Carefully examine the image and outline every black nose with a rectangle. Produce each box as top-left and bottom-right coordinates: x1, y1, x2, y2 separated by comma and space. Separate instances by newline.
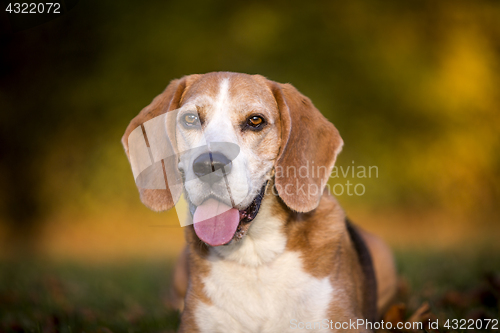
193, 152, 232, 184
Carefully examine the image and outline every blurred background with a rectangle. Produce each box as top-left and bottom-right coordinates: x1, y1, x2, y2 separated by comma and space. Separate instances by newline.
1, 0, 499, 331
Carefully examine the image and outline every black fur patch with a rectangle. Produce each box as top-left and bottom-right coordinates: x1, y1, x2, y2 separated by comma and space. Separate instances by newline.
345, 218, 378, 323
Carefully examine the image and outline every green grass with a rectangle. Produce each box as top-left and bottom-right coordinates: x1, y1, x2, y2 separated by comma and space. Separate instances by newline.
0, 248, 499, 332
393, 247, 500, 332
0, 260, 180, 333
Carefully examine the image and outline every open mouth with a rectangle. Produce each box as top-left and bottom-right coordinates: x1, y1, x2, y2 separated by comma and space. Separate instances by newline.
189, 183, 267, 247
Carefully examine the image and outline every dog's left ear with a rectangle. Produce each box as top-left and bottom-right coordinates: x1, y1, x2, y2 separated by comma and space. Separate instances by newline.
268, 81, 343, 212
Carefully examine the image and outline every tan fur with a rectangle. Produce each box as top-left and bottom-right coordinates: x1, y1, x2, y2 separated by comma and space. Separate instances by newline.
268, 82, 343, 212
122, 72, 397, 332
177, 227, 212, 333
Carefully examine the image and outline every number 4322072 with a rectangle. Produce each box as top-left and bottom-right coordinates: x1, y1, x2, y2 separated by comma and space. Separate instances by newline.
444, 318, 498, 330
6, 3, 61, 14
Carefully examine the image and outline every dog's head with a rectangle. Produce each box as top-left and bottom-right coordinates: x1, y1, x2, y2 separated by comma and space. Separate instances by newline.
122, 72, 343, 247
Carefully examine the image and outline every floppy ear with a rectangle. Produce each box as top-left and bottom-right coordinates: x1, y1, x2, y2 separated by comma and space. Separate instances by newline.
121, 76, 196, 212
269, 81, 343, 212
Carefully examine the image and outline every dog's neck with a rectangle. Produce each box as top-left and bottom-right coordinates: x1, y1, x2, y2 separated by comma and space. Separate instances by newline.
209, 192, 288, 266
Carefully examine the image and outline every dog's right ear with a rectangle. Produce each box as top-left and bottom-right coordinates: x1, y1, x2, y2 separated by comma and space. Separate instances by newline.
121, 75, 198, 212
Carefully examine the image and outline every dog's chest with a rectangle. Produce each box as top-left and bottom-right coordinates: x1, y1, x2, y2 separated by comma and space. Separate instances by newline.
195, 251, 335, 333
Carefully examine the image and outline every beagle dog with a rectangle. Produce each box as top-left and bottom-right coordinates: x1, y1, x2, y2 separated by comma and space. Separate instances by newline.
122, 72, 397, 332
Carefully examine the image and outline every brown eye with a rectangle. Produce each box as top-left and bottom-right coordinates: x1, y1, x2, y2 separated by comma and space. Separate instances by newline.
182, 114, 199, 127
246, 115, 265, 129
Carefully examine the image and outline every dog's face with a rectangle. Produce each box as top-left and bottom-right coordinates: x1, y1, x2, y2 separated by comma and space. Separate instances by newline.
176, 74, 280, 212
122, 72, 343, 247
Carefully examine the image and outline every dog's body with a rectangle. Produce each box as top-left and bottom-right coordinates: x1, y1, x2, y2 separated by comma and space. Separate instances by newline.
122, 72, 397, 332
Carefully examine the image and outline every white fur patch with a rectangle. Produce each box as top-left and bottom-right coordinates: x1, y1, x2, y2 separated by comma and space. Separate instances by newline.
214, 78, 230, 115
195, 249, 334, 333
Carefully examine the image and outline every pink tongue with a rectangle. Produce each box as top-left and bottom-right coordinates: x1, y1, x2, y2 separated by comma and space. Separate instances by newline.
193, 199, 240, 247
